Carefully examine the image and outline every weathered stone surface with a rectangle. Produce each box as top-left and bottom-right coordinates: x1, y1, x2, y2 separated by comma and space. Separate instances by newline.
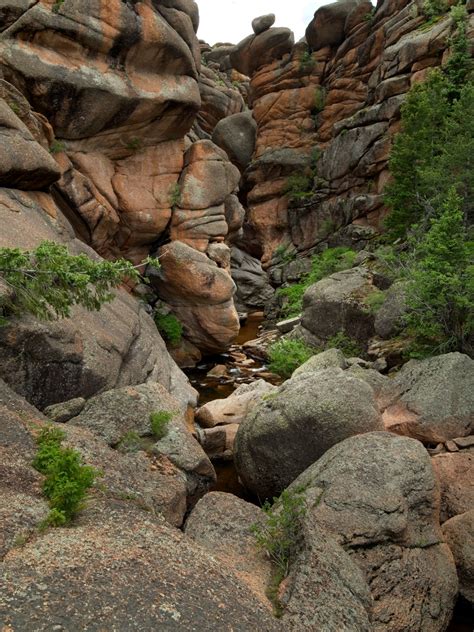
301, 267, 377, 347
380, 353, 474, 443
0, 379, 49, 558
196, 379, 277, 428
0, 500, 282, 631
185, 492, 273, 607
374, 281, 408, 339
197, 66, 245, 136
66, 382, 214, 507
212, 111, 257, 169
442, 510, 474, 605
281, 520, 373, 631
231, 247, 275, 311
43, 397, 86, 423
290, 432, 458, 632
0, 97, 60, 189
234, 367, 383, 499
151, 241, 240, 354
306, 1, 360, 51
252, 14, 276, 35
292, 347, 347, 377
62, 423, 188, 528
0, 1, 200, 147
230, 28, 295, 77
432, 450, 474, 523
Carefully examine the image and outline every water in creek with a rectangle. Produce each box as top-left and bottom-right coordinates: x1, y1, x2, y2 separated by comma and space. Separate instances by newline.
186, 312, 271, 501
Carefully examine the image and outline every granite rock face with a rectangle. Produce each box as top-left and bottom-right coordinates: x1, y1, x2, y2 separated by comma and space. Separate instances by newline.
234, 367, 383, 498
290, 432, 458, 632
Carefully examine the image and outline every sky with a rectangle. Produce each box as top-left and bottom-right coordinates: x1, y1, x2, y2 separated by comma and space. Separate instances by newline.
196, 0, 327, 46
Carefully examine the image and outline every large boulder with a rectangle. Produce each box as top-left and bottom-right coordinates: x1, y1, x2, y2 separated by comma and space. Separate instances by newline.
280, 520, 373, 631
252, 14, 276, 35
234, 367, 383, 499
301, 267, 379, 348
442, 510, 474, 605
196, 379, 277, 428
0, 0, 201, 148
212, 111, 257, 170
305, 0, 360, 51
231, 247, 275, 311
66, 382, 215, 506
0, 97, 60, 189
197, 66, 245, 136
380, 353, 474, 443
290, 432, 458, 632
230, 28, 294, 77
151, 240, 240, 353
185, 492, 273, 608
431, 450, 474, 523
0, 499, 282, 631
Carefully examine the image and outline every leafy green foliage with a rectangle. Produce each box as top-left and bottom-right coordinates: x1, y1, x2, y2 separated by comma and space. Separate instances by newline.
33, 426, 98, 527
284, 174, 313, 201
52, 0, 65, 13
402, 188, 474, 357
117, 431, 142, 454
277, 247, 357, 317
326, 331, 363, 357
422, 0, 448, 21
252, 488, 306, 614
299, 49, 315, 72
445, 3, 473, 95
363, 289, 386, 314
49, 140, 66, 154
169, 183, 181, 207
125, 137, 142, 152
0, 241, 151, 323
154, 310, 183, 346
150, 410, 172, 440
268, 339, 316, 378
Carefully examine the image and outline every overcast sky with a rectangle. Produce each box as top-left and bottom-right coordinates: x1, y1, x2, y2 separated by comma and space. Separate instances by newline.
196, 0, 327, 46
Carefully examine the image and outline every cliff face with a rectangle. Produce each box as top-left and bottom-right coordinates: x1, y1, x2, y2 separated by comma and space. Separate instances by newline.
227, 0, 474, 266
0, 0, 246, 361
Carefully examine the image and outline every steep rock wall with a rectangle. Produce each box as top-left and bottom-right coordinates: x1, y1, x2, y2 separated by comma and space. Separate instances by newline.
0, 0, 241, 361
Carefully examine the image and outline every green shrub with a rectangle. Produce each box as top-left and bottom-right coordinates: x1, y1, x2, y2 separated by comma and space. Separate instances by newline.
326, 331, 363, 357
169, 183, 181, 207
49, 140, 66, 154
363, 289, 386, 314
422, 0, 448, 21
117, 431, 142, 454
150, 410, 172, 439
284, 174, 313, 202
402, 187, 474, 357
125, 137, 142, 152
154, 311, 183, 346
299, 49, 315, 72
277, 247, 357, 317
0, 241, 157, 324
33, 426, 98, 527
268, 339, 316, 378
252, 488, 306, 615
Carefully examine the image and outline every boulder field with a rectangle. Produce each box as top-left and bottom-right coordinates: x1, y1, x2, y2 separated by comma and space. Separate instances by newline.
0, 0, 473, 630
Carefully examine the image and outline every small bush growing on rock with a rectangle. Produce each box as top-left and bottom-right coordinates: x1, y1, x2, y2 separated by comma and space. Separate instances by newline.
277, 247, 357, 317
0, 241, 158, 325
150, 411, 172, 440
49, 140, 66, 154
268, 339, 316, 378
284, 174, 313, 201
33, 426, 98, 527
154, 310, 183, 346
252, 488, 306, 615
117, 431, 142, 454
168, 183, 181, 208
326, 331, 363, 357
363, 289, 386, 314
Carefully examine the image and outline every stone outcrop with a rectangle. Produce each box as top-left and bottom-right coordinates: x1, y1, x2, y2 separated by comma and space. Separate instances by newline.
235, 366, 383, 498
0, 2, 243, 360
290, 432, 458, 632
233, 0, 474, 266
442, 510, 474, 605
379, 353, 474, 444
432, 449, 474, 523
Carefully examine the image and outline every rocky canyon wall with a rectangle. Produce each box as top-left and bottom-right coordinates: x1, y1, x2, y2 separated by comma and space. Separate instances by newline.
221, 0, 474, 268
